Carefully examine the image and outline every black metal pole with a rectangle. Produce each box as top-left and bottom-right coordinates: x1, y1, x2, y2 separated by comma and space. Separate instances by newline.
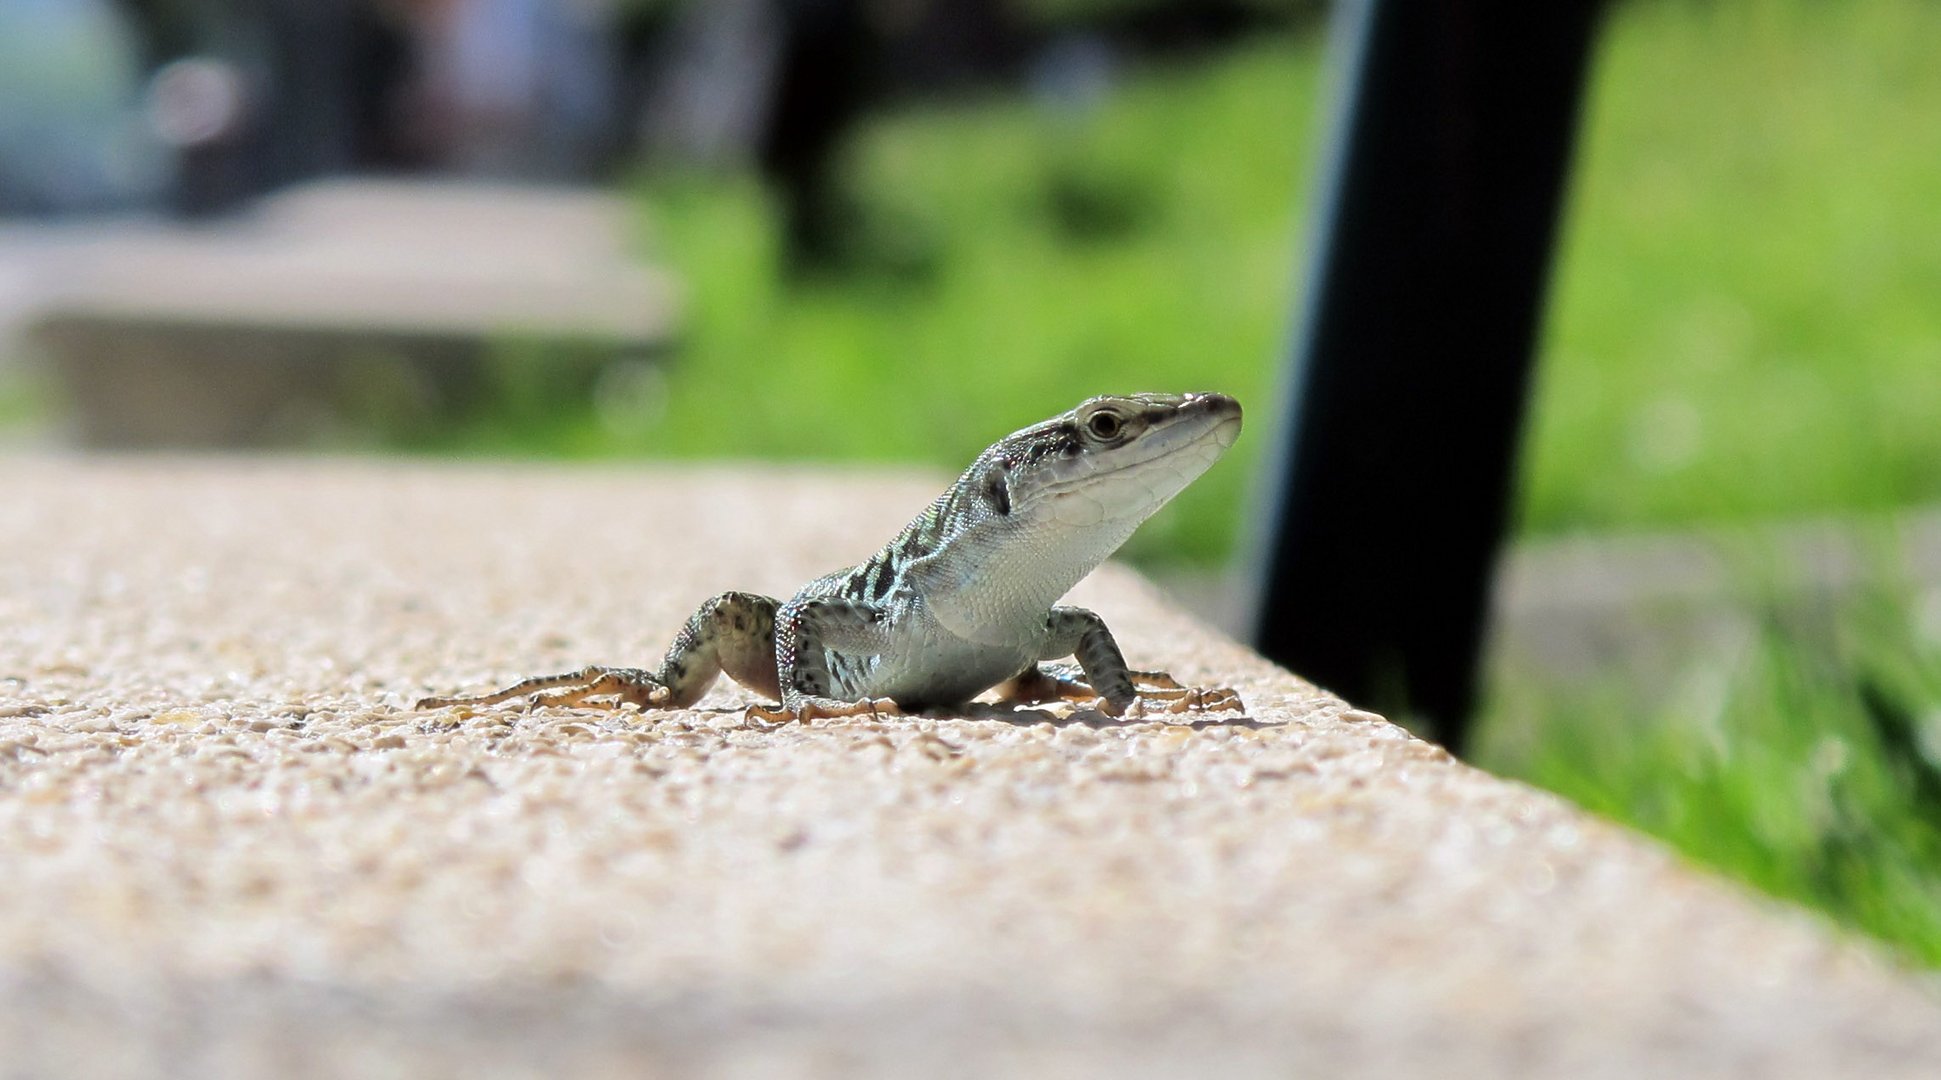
1250, 0, 1602, 753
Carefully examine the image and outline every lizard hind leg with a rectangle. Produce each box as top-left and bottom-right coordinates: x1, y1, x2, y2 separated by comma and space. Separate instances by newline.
415, 590, 784, 713
995, 662, 1190, 705
992, 662, 1091, 706
415, 665, 668, 711
994, 663, 1243, 716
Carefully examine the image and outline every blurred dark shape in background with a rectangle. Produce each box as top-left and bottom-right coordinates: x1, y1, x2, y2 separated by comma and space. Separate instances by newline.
110, 0, 619, 204
1254, 0, 1602, 752
4, 0, 1315, 254
640, 0, 1293, 266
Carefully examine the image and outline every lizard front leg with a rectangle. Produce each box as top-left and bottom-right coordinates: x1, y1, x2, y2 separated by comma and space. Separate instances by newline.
748, 596, 902, 723
999, 606, 1243, 716
416, 591, 781, 711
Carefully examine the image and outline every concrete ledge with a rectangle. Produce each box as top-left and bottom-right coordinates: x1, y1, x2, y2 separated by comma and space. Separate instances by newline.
2, 459, 1939, 1077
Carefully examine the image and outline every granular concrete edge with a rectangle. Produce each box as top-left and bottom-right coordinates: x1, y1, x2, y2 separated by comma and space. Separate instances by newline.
3, 458, 1939, 1079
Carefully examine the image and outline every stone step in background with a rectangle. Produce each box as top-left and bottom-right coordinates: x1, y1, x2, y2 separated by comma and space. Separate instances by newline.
6, 180, 679, 447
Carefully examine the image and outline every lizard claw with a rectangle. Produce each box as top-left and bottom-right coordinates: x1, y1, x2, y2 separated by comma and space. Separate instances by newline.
1097, 696, 1135, 719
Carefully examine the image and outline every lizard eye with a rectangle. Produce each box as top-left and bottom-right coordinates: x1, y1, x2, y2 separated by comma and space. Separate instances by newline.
1086, 412, 1123, 440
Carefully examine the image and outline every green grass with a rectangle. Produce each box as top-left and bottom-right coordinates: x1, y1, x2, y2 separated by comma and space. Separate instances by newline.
1523, 0, 1941, 536
1480, 0, 1941, 969
1478, 584, 1941, 966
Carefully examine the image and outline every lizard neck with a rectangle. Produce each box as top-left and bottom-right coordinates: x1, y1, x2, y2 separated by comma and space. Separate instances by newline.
912, 516, 1137, 646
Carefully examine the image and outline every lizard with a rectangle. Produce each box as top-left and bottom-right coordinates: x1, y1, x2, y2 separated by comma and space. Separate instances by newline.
416, 391, 1246, 722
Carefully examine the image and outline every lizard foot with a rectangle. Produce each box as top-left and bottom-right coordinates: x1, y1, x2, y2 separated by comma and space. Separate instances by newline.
745, 697, 903, 724
1152, 685, 1244, 714
1100, 685, 1246, 718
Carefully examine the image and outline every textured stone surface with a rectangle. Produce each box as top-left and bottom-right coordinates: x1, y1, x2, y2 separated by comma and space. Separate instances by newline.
3, 458, 1940, 1078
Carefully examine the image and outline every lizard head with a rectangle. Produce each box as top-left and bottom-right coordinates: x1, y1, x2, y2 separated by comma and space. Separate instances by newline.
973, 391, 1243, 532
910, 392, 1242, 639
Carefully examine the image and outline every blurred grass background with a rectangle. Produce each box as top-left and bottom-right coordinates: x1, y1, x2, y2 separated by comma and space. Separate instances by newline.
1491, 0, 1941, 968
1527, 0, 1941, 536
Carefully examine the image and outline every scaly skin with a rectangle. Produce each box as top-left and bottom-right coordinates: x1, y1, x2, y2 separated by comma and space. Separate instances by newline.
417, 392, 1246, 721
